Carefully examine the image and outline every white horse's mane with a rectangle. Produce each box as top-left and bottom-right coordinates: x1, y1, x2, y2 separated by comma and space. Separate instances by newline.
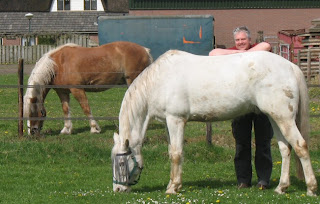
118, 50, 174, 143
24, 43, 80, 116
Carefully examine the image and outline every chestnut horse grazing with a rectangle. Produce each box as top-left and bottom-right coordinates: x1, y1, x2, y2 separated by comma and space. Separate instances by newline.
24, 41, 153, 135
112, 50, 317, 196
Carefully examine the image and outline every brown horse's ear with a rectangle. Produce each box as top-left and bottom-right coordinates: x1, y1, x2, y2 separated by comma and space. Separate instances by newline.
125, 139, 129, 149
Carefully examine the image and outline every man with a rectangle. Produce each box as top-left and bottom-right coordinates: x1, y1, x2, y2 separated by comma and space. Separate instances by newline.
209, 26, 273, 190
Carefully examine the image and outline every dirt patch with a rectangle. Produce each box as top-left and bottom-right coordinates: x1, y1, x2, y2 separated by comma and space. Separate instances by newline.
0, 64, 34, 75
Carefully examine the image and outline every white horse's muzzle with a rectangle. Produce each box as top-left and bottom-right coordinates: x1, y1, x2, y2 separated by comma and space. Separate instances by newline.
112, 150, 143, 191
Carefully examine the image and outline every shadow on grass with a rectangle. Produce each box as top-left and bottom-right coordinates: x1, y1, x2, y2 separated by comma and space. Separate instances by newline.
133, 179, 236, 193
283, 175, 320, 194
133, 175, 320, 194
41, 123, 165, 136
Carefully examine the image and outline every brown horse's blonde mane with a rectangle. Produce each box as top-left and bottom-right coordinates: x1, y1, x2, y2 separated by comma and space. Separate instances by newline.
27, 43, 80, 91
24, 43, 81, 116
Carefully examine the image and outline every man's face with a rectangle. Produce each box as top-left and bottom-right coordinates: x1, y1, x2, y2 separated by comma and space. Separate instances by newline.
234, 31, 251, 50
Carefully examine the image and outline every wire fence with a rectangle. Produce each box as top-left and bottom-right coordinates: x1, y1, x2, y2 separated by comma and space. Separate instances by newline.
1, 59, 320, 141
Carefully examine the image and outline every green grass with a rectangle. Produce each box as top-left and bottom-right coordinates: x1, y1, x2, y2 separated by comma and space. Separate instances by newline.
1, 74, 320, 203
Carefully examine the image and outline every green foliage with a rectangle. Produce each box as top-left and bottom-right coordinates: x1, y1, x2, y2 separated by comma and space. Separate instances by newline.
0, 74, 320, 203
37, 36, 56, 45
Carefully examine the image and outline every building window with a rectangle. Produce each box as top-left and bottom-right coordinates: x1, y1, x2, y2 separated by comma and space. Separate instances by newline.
22, 37, 36, 46
58, 0, 70, 10
84, 0, 97, 10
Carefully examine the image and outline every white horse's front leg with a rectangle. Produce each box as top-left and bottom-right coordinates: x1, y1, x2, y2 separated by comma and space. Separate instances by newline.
276, 120, 317, 196
275, 140, 291, 195
165, 116, 185, 194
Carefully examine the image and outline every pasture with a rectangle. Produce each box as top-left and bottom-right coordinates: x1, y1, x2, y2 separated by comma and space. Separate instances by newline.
1, 72, 320, 203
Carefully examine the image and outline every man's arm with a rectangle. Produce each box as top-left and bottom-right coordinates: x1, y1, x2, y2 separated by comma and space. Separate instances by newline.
209, 48, 245, 56
247, 42, 271, 52
209, 42, 271, 56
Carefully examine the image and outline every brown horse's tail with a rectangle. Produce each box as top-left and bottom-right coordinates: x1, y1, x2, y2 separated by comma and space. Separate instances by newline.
144, 47, 154, 65
293, 64, 310, 180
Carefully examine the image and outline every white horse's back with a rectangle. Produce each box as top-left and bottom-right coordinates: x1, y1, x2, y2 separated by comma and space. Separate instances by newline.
145, 50, 299, 122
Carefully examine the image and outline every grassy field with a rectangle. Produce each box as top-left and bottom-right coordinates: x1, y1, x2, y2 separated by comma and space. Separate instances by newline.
1, 73, 320, 203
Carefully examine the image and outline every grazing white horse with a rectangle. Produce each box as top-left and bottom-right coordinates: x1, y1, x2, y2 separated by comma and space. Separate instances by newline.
111, 50, 317, 196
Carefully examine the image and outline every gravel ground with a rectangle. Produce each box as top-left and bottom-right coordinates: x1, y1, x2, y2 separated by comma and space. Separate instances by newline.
0, 64, 34, 75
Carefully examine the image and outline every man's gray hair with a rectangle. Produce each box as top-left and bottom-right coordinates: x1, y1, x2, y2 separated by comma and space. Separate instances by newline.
233, 26, 251, 39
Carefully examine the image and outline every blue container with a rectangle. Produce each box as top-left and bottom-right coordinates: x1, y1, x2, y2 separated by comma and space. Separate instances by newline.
98, 15, 214, 59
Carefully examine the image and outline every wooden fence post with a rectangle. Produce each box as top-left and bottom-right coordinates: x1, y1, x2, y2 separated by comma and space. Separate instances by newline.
319, 53, 320, 84
18, 59, 24, 137
307, 49, 311, 82
206, 122, 212, 145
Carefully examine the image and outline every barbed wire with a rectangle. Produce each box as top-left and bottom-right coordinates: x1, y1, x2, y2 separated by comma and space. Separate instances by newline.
2, 114, 320, 121
0, 84, 127, 89
0, 116, 118, 121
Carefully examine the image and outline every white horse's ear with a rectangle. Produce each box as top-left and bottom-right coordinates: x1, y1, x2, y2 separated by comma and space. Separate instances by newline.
113, 132, 119, 144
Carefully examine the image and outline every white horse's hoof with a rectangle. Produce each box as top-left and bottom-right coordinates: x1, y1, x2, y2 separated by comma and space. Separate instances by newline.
307, 189, 317, 197
274, 186, 286, 195
165, 188, 177, 194
60, 127, 72, 134
166, 182, 181, 194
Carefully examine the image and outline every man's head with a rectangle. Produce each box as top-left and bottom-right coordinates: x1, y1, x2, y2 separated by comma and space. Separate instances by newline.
233, 26, 251, 50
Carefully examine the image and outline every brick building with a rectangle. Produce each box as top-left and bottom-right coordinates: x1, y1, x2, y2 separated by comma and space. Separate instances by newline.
1, 0, 320, 49
128, 0, 320, 49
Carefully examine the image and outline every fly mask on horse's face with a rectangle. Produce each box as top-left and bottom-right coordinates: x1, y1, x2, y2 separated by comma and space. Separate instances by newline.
112, 134, 143, 192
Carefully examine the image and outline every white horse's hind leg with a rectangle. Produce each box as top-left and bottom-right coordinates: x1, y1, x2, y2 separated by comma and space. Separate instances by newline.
165, 116, 185, 194
268, 119, 291, 194
275, 119, 317, 196
294, 140, 317, 196
275, 140, 291, 194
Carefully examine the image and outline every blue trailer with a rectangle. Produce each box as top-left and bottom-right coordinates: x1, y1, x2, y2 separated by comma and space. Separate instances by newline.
98, 15, 214, 59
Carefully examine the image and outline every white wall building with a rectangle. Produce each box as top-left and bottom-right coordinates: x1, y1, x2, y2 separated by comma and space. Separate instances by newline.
51, 0, 105, 12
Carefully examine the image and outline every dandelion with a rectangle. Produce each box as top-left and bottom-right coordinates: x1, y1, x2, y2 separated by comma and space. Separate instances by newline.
4, 131, 8, 134
301, 194, 305, 197
276, 161, 281, 165
216, 200, 220, 203
166, 195, 170, 198
218, 190, 223, 194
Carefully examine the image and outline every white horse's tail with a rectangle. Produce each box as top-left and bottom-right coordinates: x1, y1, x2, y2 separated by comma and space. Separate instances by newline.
293, 64, 310, 180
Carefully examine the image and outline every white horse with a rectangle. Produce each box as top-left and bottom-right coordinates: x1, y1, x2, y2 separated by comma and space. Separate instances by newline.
111, 50, 317, 196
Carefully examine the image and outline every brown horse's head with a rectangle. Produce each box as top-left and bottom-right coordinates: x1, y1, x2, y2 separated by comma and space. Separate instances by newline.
26, 97, 46, 135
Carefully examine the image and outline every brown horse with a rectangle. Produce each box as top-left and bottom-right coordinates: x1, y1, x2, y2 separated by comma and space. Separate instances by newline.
24, 41, 153, 135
